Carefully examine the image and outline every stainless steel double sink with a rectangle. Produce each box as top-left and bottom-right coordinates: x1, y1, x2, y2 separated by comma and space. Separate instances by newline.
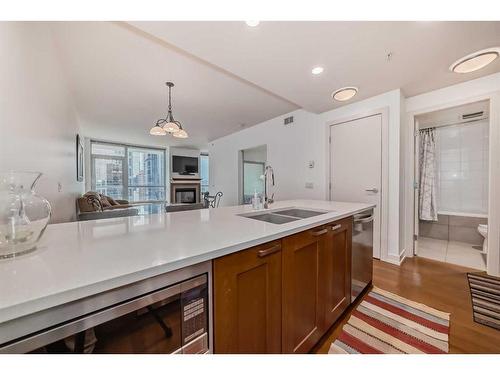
238, 207, 331, 224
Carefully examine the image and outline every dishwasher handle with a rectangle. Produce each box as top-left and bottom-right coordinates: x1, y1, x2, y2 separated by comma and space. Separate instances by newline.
354, 214, 374, 224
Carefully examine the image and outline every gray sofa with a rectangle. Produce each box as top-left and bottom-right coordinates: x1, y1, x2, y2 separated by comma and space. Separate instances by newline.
77, 192, 139, 221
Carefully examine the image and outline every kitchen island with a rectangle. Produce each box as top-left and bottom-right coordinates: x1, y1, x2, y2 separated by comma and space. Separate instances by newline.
0, 200, 374, 353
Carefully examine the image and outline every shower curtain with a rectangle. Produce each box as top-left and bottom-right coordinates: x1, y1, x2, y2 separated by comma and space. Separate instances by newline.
419, 128, 438, 221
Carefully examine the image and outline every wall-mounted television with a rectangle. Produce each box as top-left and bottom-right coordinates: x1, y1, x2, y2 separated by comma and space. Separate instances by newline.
172, 155, 199, 175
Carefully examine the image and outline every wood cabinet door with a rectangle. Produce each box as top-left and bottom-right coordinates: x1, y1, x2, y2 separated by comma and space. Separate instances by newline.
322, 216, 352, 329
213, 240, 282, 353
282, 227, 328, 353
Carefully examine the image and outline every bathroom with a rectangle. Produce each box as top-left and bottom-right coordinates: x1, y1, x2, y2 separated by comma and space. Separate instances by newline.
415, 100, 489, 270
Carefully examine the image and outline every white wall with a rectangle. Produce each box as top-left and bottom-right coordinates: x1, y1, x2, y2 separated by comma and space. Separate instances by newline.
405, 72, 500, 276
79, 118, 172, 149
209, 109, 325, 206
406, 73, 500, 113
242, 145, 267, 162
0, 22, 84, 223
212, 75, 500, 270
434, 120, 489, 215
399, 91, 408, 258
210, 89, 405, 263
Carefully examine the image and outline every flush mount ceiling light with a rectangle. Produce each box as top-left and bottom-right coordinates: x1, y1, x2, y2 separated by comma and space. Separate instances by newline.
449, 47, 500, 74
150, 82, 188, 139
332, 87, 358, 102
311, 66, 324, 75
245, 20, 260, 27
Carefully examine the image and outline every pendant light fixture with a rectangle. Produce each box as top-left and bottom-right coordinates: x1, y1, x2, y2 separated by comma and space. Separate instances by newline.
150, 82, 188, 138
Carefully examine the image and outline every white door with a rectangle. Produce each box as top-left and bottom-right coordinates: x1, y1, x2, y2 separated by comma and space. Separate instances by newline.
330, 114, 382, 259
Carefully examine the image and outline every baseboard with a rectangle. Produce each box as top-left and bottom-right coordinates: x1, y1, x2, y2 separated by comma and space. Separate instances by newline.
381, 250, 406, 266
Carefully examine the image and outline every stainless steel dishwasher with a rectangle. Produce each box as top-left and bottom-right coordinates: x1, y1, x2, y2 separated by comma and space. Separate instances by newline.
351, 209, 374, 302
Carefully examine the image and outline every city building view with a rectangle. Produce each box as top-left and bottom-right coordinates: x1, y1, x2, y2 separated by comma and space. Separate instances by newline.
92, 143, 166, 202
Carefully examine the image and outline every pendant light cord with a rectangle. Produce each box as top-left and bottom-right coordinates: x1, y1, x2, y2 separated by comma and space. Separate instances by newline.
168, 84, 172, 112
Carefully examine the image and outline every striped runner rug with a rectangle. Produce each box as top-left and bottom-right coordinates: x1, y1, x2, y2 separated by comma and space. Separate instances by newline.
329, 287, 450, 354
467, 273, 500, 330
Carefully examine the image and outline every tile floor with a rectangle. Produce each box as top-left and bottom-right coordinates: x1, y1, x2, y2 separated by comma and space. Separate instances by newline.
417, 236, 486, 270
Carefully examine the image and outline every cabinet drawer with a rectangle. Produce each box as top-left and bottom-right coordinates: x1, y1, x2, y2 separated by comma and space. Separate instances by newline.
326, 216, 352, 234
285, 225, 329, 248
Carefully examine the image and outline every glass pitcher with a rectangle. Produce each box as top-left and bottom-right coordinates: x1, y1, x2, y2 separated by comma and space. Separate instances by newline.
0, 172, 52, 259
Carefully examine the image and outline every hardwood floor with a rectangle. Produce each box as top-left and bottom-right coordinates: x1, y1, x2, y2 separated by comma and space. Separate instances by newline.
313, 256, 500, 353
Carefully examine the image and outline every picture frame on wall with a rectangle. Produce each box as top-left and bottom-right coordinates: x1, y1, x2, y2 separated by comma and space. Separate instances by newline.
76, 134, 84, 182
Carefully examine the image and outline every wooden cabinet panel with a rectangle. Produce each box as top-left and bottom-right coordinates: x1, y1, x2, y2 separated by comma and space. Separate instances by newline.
213, 240, 282, 353
213, 216, 354, 354
322, 217, 352, 329
282, 227, 327, 354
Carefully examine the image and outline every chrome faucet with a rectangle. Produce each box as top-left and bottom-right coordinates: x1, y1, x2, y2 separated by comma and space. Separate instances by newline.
262, 165, 275, 209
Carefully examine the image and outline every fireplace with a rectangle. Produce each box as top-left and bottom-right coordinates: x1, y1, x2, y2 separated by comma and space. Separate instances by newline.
171, 181, 201, 204
175, 188, 196, 203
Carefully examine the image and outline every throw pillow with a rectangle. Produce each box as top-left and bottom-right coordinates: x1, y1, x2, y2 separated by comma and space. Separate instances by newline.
106, 196, 119, 206
100, 194, 112, 208
81, 192, 103, 212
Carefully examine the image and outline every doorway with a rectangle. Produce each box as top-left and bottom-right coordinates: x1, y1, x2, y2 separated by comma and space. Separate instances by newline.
329, 114, 383, 259
413, 100, 489, 270
239, 145, 267, 205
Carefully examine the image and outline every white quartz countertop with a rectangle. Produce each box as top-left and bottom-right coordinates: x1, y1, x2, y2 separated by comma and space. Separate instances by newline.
0, 200, 373, 323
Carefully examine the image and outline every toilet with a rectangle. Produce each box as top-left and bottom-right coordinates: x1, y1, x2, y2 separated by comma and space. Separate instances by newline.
477, 224, 488, 254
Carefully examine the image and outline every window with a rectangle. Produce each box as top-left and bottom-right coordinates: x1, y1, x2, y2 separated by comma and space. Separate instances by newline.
200, 154, 209, 194
93, 157, 124, 199
436, 120, 489, 215
91, 141, 166, 203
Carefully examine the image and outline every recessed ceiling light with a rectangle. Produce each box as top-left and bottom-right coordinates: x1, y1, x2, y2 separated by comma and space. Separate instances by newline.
245, 20, 260, 27
449, 47, 500, 74
311, 66, 324, 75
332, 87, 358, 102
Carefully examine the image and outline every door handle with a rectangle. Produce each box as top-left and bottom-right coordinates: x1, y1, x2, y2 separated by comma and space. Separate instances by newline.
311, 228, 328, 237
257, 244, 281, 258
365, 188, 379, 193
331, 224, 342, 231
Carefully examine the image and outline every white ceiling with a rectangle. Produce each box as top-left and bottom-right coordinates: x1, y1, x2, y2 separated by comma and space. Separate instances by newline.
51, 22, 297, 149
51, 21, 500, 147
129, 21, 500, 114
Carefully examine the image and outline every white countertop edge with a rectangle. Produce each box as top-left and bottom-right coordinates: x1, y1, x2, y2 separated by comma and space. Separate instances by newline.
0, 202, 374, 324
